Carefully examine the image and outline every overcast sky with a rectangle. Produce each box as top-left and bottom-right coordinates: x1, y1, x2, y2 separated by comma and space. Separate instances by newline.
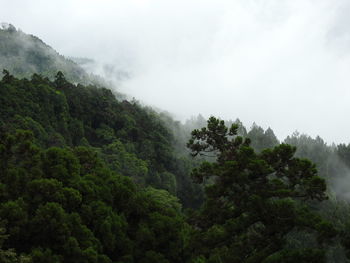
1, 0, 350, 143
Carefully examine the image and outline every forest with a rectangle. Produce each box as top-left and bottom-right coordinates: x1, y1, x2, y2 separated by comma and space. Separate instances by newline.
2, 25, 350, 263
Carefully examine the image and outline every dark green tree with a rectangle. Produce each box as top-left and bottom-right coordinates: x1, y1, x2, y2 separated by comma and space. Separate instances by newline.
0, 224, 30, 263
187, 117, 335, 263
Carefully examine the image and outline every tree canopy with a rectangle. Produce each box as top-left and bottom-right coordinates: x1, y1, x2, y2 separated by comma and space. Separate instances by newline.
1, 71, 350, 262
187, 117, 335, 262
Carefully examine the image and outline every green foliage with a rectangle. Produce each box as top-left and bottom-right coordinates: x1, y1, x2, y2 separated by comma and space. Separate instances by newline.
0, 26, 94, 85
247, 124, 279, 152
187, 117, 335, 263
0, 71, 201, 208
262, 248, 325, 263
0, 224, 31, 263
284, 132, 331, 177
0, 128, 186, 262
0, 60, 348, 262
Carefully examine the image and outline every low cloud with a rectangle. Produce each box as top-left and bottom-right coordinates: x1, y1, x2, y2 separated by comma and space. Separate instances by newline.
1, 0, 350, 143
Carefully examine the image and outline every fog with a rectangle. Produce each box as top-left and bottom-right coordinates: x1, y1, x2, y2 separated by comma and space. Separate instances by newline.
1, 0, 350, 143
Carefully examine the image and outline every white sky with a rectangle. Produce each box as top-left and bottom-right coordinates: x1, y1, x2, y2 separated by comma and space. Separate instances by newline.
1, 0, 350, 143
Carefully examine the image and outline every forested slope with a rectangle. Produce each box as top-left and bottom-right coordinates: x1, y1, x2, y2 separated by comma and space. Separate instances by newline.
2, 25, 350, 262
0, 70, 203, 208
0, 24, 105, 86
2, 71, 350, 262
0, 70, 199, 262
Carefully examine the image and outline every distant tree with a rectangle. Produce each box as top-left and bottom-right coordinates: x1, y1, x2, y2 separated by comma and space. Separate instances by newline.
247, 123, 279, 152
6, 24, 16, 33
2, 70, 15, 83
233, 118, 247, 137
284, 132, 331, 177
54, 71, 68, 89
337, 143, 350, 168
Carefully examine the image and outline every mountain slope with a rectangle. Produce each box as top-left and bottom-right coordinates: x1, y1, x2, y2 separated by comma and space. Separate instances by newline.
0, 23, 96, 85
2, 24, 350, 262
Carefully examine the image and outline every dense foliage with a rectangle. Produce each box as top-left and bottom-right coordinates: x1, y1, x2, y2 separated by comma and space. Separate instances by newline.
0, 70, 203, 209
2, 70, 350, 262
0, 129, 186, 262
2, 26, 350, 262
186, 117, 336, 262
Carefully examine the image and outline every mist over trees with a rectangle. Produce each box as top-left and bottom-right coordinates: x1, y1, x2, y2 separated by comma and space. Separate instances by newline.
2, 25, 350, 263
0, 25, 109, 88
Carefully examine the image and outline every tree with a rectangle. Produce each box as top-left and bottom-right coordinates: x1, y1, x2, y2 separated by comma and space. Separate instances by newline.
0, 222, 30, 263
2, 70, 15, 83
187, 117, 335, 263
337, 143, 350, 168
54, 71, 68, 89
247, 124, 279, 152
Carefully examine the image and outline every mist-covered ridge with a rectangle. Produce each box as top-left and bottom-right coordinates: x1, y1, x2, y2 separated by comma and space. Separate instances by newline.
0, 23, 109, 87
2, 24, 350, 262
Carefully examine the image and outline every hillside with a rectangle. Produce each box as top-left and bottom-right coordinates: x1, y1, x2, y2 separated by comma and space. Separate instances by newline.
0, 23, 103, 85
1, 26, 350, 262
